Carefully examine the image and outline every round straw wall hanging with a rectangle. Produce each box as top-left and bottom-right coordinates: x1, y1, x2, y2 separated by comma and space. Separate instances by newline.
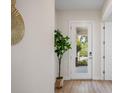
11, 0, 25, 45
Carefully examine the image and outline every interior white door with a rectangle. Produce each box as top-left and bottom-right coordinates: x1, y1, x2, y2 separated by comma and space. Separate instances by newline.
105, 22, 112, 80
69, 21, 93, 79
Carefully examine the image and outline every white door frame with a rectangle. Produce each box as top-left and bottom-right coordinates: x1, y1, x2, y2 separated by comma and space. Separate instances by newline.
101, 23, 105, 80
68, 20, 94, 80
101, 22, 112, 80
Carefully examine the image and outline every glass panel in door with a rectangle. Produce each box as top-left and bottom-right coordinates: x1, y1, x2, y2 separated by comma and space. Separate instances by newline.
75, 27, 88, 73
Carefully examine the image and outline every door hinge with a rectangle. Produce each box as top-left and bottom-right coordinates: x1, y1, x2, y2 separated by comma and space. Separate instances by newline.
103, 70, 105, 74
103, 56, 105, 59
103, 26, 105, 30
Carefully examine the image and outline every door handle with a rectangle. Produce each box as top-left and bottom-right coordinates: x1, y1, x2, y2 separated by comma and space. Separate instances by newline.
89, 52, 92, 56
89, 52, 92, 59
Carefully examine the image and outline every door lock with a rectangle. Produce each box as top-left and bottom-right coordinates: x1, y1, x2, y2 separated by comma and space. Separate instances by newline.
89, 52, 92, 56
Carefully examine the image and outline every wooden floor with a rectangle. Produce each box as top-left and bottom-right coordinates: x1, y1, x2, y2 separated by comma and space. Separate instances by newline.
55, 80, 112, 93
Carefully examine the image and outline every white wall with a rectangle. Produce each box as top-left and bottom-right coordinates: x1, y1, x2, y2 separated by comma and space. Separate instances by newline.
102, 0, 112, 21
56, 10, 102, 80
12, 0, 55, 93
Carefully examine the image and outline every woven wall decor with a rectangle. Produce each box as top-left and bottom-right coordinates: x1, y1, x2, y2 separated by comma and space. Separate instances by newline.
11, 0, 25, 45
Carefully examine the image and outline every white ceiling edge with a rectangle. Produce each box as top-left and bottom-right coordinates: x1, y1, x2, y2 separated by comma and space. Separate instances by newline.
55, 0, 106, 11
55, 8, 103, 11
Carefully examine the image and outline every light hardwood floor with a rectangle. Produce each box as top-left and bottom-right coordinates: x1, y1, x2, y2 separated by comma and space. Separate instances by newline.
55, 80, 112, 93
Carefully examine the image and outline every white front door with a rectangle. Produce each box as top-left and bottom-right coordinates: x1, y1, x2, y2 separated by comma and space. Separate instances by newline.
69, 21, 93, 79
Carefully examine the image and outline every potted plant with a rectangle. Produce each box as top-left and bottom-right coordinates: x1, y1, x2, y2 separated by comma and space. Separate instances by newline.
54, 29, 71, 88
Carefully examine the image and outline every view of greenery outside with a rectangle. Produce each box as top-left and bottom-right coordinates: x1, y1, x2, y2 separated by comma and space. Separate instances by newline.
76, 35, 88, 66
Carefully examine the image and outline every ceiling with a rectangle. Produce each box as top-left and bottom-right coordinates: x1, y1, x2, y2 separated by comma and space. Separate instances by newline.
55, 0, 106, 11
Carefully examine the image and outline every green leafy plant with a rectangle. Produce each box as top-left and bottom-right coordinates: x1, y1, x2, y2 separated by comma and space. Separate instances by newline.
77, 37, 88, 57
54, 29, 71, 79
76, 39, 82, 53
77, 60, 88, 66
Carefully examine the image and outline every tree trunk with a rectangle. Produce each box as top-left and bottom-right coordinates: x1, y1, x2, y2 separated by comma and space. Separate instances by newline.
58, 58, 61, 78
